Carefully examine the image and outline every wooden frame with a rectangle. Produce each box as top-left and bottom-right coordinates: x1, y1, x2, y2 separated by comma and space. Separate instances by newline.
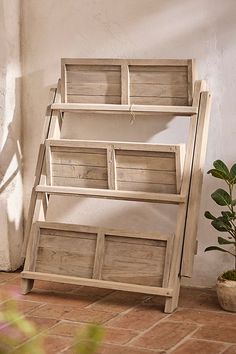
45, 139, 185, 195
61, 58, 195, 106
22, 58, 211, 313
22, 80, 63, 257
22, 221, 174, 297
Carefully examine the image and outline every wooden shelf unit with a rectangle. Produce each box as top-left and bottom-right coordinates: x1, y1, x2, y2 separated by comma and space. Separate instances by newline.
22, 59, 211, 313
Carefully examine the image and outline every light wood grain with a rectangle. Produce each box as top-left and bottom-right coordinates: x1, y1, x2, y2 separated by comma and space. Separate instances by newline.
36, 185, 186, 204
93, 231, 105, 280
51, 103, 198, 115
102, 235, 166, 286
22, 271, 173, 297
107, 146, 117, 189
181, 91, 212, 277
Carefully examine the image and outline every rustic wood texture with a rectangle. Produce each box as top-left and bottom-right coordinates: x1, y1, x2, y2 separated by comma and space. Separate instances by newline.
61, 58, 194, 106
22, 271, 173, 297
22, 80, 62, 257
181, 91, 212, 277
46, 139, 184, 194
102, 235, 167, 286
23, 222, 173, 292
51, 103, 198, 115
36, 228, 97, 278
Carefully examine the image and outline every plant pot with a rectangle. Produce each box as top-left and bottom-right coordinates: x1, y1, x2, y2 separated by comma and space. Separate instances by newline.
216, 275, 236, 312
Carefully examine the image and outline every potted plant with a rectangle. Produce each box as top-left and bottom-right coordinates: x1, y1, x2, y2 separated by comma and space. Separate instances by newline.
204, 160, 236, 312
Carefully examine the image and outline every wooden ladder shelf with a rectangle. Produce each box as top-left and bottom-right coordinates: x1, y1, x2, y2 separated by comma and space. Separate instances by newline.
22, 58, 211, 313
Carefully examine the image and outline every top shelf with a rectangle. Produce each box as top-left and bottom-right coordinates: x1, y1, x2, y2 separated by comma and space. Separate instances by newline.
51, 103, 198, 116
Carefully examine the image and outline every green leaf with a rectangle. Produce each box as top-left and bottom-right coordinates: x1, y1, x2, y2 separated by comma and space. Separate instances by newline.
213, 160, 230, 176
211, 219, 228, 232
218, 237, 236, 245
204, 211, 216, 220
232, 199, 236, 206
207, 169, 229, 181
221, 211, 235, 219
230, 163, 236, 182
211, 188, 231, 206
204, 246, 229, 253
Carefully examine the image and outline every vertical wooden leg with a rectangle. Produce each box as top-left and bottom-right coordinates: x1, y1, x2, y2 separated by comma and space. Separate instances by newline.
21, 278, 34, 295
164, 278, 180, 313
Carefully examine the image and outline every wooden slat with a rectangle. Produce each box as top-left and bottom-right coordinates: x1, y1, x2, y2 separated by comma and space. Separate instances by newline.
187, 59, 195, 105
181, 91, 212, 277
52, 151, 107, 167
22, 82, 60, 257
116, 153, 175, 171
175, 145, 185, 193
130, 70, 187, 84
121, 64, 130, 104
52, 177, 108, 189
116, 181, 176, 194
67, 70, 121, 84
51, 103, 198, 115
129, 64, 188, 71
107, 146, 117, 189
93, 231, 105, 280
67, 83, 121, 96
67, 95, 121, 104
22, 271, 173, 297
36, 221, 170, 241
130, 84, 187, 98
116, 168, 176, 185
130, 97, 188, 106
52, 164, 108, 180
164, 91, 200, 313
35, 184, 186, 204
62, 58, 190, 66
47, 139, 182, 152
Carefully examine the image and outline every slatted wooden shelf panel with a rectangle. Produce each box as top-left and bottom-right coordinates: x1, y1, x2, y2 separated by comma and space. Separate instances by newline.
23, 221, 173, 295
61, 58, 194, 106
46, 139, 185, 194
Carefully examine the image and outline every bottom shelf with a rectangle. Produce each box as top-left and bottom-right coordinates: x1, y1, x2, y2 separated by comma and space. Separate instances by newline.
23, 221, 174, 298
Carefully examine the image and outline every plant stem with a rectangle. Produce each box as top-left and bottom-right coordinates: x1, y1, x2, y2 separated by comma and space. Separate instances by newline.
228, 182, 236, 270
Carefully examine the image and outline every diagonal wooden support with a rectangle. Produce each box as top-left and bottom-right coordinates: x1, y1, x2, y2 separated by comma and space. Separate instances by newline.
181, 91, 212, 277
22, 80, 62, 257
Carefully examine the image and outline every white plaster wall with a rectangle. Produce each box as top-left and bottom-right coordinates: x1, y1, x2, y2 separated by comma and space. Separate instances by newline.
0, 0, 23, 270
21, 0, 236, 287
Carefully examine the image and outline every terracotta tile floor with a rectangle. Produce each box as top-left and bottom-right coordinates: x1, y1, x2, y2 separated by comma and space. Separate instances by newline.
0, 271, 236, 353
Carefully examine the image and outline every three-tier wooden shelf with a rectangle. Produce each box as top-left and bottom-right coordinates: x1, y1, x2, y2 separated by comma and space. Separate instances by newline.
21, 59, 211, 313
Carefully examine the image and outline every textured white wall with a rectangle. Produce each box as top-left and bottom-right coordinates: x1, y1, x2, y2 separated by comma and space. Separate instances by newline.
21, 0, 236, 286
0, 0, 23, 270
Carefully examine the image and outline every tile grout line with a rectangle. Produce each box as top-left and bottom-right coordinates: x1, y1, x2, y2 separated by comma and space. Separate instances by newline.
125, 311, 174, 346
166, 324, 204, 353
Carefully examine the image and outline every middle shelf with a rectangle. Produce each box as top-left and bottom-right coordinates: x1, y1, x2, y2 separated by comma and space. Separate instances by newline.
35, 139, 187, 205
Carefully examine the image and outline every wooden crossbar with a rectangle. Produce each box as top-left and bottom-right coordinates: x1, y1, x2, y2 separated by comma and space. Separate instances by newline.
35, 185, 186, 204
22, 271, 173, 297
51, 103, 198, 115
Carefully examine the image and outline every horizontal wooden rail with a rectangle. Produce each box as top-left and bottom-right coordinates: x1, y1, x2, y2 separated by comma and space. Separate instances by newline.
36, 221, 171, 241
35, 185, 186, 204
46, 138, 183, 152
51, 103, 198, 116
22, 271, 173, 297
